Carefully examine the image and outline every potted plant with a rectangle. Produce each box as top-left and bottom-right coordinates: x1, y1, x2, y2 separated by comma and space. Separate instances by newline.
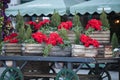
71, 14, 102, 57
88, 10, 110, 44
43, 28, 71, 57
2, 12, 32, 56
111, 33, 119, 57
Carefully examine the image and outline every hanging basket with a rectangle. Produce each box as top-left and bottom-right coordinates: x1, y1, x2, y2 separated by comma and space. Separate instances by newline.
22, 44, 44, 56
2, 43, 22, 56
89, 30, 110, 44
49, 46, 71, 57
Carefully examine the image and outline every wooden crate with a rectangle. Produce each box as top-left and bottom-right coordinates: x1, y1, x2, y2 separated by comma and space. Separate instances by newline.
72, 44, 85, 57
89, 30, 110, 44
85, 46, 98, 57
72, 44, 105, 58
49, 46, 71, 57
104, 45, 113, 58
2, 43, 22, 56
72, 44, 98, 57
67, 31, 76, 44
22, 44, 44, 56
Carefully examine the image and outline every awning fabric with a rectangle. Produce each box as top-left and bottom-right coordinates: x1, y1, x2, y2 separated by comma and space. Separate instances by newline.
70, 0, 120, 14
6, 0, 85, 16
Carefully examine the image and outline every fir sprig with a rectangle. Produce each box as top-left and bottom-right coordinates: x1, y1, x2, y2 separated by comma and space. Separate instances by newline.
51, 10, 61, 28
43, 44, 53, 56
58, 28, 71, 47
100, 10, 110, 30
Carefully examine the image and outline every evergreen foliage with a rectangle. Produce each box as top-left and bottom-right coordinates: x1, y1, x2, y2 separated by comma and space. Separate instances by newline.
58, 28, 71, 47
16, 12, 32, 43
0, 17, 3, 52
73, 13, 82, 27
100, 10, 110, 30
51, 10, 61, 28
0, 17, 3, 42
16, 11, 24, 32
72, 13, 83, 44
111, 33, 119, 50
43, 44, 52, 56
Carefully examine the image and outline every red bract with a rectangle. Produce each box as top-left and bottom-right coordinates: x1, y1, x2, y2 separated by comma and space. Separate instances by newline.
58, 21, 73, 30
80, 34, 99, 48
9, 38, 19, 43
66, 21, 73, 29
92, 39, 99, 48
3, 33, 18, 43
42, 19, 50, 24
27, 19, 50, 30
80, 34, 89, 44
46, 32, 64, 46
32, 31, 47, 43
85, 19, 102, 30
10, 33, 18, 38
57, 37, 64, 44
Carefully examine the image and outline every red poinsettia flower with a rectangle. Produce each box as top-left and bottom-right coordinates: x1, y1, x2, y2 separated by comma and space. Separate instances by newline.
9, 38, 19, 43
3, 33, 18, 43
85, 19, 102, 30
92, 39, 99, 48
32, 31, 47, 43
10, 33, 18, 38
42, 19, 50, 24
57, 37, 64, 44
46, 32, 64, 46
80, 34, 89, 44
80, 34, 99, 48
27, 19, 50, 30
58, 21, 73, 30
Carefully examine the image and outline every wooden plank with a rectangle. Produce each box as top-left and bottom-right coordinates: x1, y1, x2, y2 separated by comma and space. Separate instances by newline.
24, 72, 98, 79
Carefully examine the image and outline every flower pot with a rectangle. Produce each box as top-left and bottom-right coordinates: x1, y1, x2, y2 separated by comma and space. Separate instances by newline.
22, 44, 44, 56
49, 46, 71, 57
89, 30, 110, 44
2, 43, 22, 56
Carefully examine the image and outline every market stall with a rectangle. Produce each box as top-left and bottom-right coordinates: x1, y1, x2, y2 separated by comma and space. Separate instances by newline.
1, 0, 120, 80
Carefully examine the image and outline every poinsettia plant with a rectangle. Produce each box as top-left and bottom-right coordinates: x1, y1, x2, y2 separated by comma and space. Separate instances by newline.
80, 34, 99, 48
43, 32, 65, 56
27, 19, 50, 33
3, 33, 18, 43
85, 19, 102, 30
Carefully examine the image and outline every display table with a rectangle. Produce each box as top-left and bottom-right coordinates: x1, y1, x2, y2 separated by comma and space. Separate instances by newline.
0, 56, 119, 80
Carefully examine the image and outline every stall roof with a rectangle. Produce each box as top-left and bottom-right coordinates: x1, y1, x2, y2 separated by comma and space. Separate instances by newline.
70, 0, 120, 14
6, 0, 86, 16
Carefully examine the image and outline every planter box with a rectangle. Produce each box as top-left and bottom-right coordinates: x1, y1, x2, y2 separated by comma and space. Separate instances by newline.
22, 44, 44, 56
72, 44, 85, 57
2, 43, 22, 56
72, 44, 98, 57
67, 31, 76, 44
89, 30, 110, 44
49, 46, 71, 57
104, 45, 113, 58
